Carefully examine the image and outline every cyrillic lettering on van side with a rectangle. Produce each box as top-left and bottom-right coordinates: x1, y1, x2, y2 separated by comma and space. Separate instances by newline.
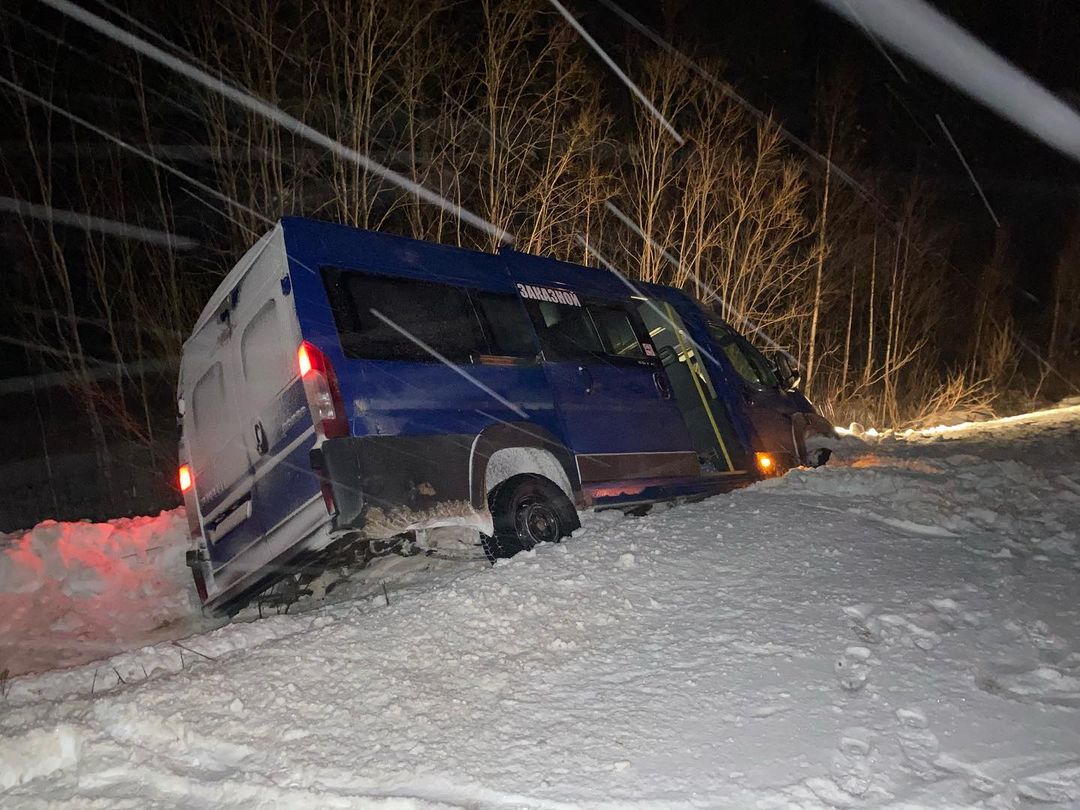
515, 283, 581, 307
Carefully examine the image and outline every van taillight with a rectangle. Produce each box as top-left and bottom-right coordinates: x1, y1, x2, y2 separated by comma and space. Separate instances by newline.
297, 342, 314, 377
298, 341, 347, 439
179, 464, 193, 492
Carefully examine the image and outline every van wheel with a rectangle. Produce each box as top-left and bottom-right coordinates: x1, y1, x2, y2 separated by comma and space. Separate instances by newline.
482, 475, 580, 562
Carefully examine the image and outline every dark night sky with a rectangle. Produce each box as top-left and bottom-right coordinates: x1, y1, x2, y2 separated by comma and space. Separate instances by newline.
611, 0, 1080, 310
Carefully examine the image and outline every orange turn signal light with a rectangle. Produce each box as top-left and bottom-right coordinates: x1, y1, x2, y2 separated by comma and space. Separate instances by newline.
755, 452, 776, 474
178, 464, 193, 493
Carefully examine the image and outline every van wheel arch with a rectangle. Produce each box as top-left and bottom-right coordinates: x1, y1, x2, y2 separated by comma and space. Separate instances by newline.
470, 423, 578, 509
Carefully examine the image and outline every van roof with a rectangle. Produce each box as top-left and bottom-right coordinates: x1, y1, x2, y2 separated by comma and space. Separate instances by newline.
185, 216, 691, 342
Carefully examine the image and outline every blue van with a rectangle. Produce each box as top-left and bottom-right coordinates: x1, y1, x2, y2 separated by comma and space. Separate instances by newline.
177, 218, 813, 614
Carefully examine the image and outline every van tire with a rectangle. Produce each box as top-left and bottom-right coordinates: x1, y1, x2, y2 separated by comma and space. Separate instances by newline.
482, 475, 580, 562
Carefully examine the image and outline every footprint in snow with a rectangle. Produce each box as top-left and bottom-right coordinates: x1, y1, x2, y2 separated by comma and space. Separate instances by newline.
949, 758, 1080, 805
978, 621, 1080, 707
925, 596, 980, 631
1016, 762, 1080, 804
830, 730, 874, 797
797, 732, 879, 809
978, 662, 1080, 708
844, 604, 941, 650
895, 707, 942, 781
880, 614, 941, 650
844, 604, 883, 646
1027, 619, 1071, 664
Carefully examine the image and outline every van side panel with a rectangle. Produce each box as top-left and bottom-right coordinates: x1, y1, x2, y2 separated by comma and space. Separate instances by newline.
505, 250, 700, 469
281, 219, 564, 536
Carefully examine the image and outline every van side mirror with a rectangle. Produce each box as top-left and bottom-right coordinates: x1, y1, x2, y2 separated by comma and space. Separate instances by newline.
774, 353, 801, 390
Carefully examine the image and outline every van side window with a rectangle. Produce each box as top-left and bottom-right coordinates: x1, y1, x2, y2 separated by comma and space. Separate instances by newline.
471, 292, 537, 357
707, 321, 778, 388
721, 341, 762, 385
532, 300, 605, 360
529, 300, 647, 362
322, 268, 485, 362
588, 305, 646, 359
739, 340, 779, 387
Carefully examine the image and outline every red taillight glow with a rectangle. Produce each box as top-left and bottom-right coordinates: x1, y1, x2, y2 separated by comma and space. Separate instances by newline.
178, 464, 193, 493
297, 343, 313, 377
297, 341, 348, 441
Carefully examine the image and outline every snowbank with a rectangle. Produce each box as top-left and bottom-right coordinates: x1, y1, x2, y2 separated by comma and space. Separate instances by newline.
0, 509, 200, 677
3, 409, 1080, 807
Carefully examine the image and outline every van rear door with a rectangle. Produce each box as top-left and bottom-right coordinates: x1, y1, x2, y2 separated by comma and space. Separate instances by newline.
182, 231, 323, 603
230, 257, 323, 569
183, 293, 261, 569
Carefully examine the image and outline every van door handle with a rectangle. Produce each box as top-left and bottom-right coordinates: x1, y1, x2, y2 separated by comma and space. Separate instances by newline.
253, 421, 269, 455
653, 370, 672, 400
576, 365, 594, 394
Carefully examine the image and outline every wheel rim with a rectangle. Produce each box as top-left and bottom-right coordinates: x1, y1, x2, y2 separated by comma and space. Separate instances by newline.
513, 496, 561, 546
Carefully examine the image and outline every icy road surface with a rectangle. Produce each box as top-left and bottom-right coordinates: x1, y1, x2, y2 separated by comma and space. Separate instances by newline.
2, 407, 1080, 808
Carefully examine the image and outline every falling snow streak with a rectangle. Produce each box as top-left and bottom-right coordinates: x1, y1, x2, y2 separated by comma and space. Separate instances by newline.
0, 196, 197, 250
0, 75, 272, 226
817, 0, 1080, 163
547, 0, 685, 146
36, 0, 513, 244
574, 233, 730, 375
602, 201, 794, 362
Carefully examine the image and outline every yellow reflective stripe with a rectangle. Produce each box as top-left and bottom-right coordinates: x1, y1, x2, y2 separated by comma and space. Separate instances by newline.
664, 302, 735, 472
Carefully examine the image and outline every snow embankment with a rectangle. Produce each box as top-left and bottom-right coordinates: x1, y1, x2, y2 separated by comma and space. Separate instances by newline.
0, 510, 200, 678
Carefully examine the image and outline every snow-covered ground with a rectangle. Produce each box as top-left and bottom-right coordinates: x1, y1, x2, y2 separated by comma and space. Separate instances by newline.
2, 406, 1080, 808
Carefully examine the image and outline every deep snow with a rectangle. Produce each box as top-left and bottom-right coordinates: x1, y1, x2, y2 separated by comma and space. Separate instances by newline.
0, 510, 203, 677
2, 406, 1080, 808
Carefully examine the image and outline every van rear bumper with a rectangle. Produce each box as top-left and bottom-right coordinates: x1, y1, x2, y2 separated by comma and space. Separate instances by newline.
200, 494, 332, 616
318, 434, 485, 537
